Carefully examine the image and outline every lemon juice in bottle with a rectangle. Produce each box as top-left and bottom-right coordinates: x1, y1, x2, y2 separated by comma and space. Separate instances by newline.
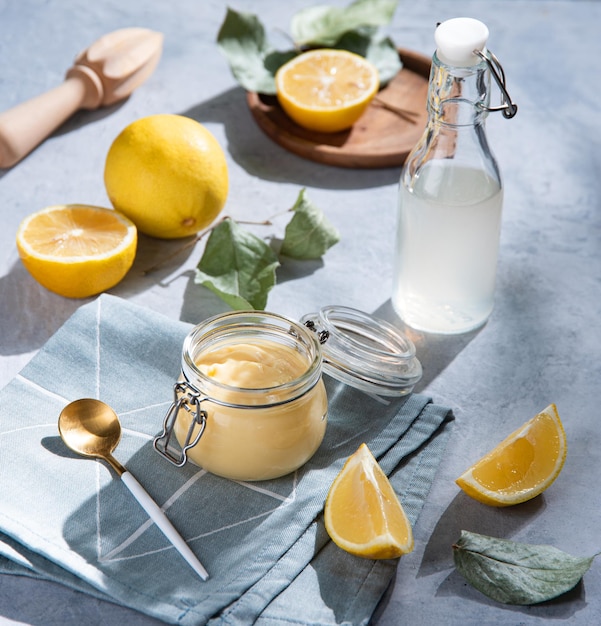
392, 18, 516, 334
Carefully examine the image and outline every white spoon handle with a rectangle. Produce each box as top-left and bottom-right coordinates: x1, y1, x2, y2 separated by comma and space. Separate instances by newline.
120, 471, 209, 580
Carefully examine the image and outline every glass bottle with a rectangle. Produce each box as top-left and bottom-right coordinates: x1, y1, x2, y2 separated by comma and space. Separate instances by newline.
392, 18, 517, 334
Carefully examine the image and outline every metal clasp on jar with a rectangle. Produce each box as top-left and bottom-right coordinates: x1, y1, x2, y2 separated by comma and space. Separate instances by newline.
303, 319, 330, 344
153, 380, 207, 467
474, 49, 517, 119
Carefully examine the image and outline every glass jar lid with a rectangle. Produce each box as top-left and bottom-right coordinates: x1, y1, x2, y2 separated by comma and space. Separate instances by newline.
300, 306, 422, 397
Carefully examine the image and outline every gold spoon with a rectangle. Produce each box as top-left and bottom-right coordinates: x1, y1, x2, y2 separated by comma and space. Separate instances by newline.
58, 398, 208, 580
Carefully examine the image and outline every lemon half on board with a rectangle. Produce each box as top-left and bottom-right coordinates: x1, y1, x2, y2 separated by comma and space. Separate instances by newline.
275, 49, 380, 133
16, 204, 137, 299
324, 443, 414, 559
456, 404, 567, 506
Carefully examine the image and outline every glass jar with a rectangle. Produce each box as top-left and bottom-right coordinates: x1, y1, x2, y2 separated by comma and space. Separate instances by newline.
154, 307, 422, 481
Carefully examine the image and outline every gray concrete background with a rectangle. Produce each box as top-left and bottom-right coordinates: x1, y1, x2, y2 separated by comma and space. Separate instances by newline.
0, 1, 599, 624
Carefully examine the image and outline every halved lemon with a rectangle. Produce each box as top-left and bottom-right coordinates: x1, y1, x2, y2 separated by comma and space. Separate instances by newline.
275, 49, 380, 133
16, 204, 137, 299
324, 443, 414, 559
456, 404, 567, 507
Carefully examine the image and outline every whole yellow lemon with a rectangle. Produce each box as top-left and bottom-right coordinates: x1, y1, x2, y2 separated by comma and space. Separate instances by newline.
104, 114, 229, 239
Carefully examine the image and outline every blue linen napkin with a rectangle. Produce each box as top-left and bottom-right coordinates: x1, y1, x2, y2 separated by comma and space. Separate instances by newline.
0, 294, 452, 625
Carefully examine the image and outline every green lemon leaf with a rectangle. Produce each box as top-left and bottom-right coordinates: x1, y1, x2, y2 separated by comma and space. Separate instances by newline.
291, 0, 398, 47
216, 2, 400, 94
216, 8, 295, 94
334, 31, 401, 86
195, 218, 280, 310
453, 530, 597, 605
280, 189, 340, 260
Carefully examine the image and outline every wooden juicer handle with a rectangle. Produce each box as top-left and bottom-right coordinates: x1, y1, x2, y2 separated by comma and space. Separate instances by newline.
0, 27, 163, 168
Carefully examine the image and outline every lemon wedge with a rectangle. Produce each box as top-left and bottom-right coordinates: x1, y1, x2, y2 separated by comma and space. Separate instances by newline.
324, 443, 414, 559
456, 404, 567, 506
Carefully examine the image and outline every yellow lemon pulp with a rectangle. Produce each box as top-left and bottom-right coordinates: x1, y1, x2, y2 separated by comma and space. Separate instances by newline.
455, 404, 567, 506
173, 340, 328, 481
324, 443, 414, 559
16, 204, 137, 299
275, 49, 380, 133
104, 114, 229, 239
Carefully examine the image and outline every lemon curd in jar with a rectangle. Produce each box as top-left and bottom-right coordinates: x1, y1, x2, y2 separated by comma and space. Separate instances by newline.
172, 314, 328, 481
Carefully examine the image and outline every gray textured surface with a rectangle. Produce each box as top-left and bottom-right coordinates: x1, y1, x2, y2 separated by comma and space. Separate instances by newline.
1, 0, 599, 624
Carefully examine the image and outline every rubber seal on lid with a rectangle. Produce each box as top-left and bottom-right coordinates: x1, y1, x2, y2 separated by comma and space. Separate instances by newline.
435, 17, 489, 67
300, 306, 422, 397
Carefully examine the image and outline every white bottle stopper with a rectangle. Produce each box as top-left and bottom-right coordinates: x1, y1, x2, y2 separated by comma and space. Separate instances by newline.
435, 17, 489, 67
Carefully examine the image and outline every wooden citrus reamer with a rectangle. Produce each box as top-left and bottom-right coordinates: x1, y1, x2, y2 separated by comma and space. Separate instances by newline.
0, 27, 163, 168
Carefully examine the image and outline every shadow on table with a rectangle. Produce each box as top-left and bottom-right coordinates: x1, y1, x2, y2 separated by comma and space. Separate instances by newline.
110, 232, 200, 299
0, 228, 205, 357
54, 101, 127, 137
370, 299, 483, 392
435, 567, 588, 619
419, 491, 547, 578
178, 269, 230, 324
0, 233, 195, 357
179, 87, 401, 190
0, 262, 82, 356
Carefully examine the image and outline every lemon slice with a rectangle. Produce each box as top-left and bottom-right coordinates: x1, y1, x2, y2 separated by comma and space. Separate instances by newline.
275, 49, 380, 133
324, 443, 414, 559
16, 204, 137, 299
456, 404, 567, 506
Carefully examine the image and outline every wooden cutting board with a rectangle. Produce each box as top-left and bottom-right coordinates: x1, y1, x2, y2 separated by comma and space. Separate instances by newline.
246, 48, 431, 169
